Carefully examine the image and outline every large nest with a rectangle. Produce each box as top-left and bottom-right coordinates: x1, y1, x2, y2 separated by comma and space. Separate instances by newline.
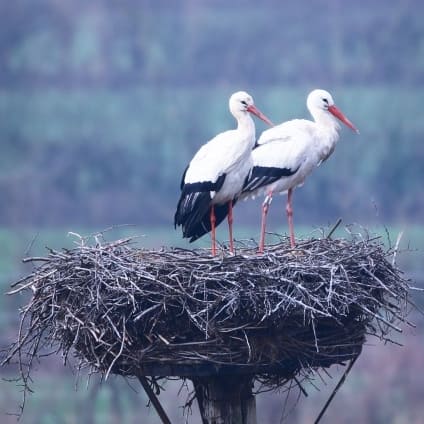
4, 231, 412, 391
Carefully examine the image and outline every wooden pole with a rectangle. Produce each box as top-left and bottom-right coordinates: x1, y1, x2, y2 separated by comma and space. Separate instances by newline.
192, 376, 257, 424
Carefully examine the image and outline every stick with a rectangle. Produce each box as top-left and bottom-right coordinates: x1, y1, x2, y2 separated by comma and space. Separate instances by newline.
392, 230, 404, 266
326, 218, 342, 239
137, 374, 172, 424
293, 376, 308, 397
314, 354, 359, 424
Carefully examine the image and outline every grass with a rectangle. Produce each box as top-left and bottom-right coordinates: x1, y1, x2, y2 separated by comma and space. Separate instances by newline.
0, 370, 156, 424
0, 361, 198, 424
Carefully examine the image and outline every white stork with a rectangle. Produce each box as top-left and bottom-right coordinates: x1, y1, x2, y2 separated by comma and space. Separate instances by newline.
174, 91, 273, 255
241, 89, 359, 252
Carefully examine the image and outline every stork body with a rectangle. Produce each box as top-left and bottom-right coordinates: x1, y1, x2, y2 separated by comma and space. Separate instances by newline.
242, 89, 359, 252
174, 91, 272, 255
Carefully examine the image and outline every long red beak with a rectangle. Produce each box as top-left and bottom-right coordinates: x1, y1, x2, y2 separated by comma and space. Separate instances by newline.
328, 105, 359, 134
246, 105, 274, 127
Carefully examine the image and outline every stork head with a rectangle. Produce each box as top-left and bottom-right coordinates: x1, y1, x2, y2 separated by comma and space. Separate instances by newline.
307, 89, 359, 133
229, 91, 273, 126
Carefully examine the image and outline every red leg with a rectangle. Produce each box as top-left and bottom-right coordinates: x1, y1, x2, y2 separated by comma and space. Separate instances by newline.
286, 188, 295, 248
227, 201, 234, 254
210, 206, 216, 256
259, 191, 273, 253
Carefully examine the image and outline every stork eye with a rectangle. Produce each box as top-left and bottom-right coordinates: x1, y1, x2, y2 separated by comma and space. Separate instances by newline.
241, 100, 248, 106
323, 98, 329, 104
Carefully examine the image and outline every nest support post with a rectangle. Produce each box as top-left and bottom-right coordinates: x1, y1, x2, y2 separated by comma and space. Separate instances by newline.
192, 375, 257, 424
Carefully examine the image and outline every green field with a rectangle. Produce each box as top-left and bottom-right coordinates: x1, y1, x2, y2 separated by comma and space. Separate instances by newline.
1, 85, 423, 228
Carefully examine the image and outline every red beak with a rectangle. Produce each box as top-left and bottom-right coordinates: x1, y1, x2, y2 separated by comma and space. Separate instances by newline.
328, 105, 359, 134
246, 105, 274, 127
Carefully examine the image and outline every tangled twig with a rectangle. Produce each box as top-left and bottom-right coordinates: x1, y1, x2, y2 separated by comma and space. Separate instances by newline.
2, 232, 412, 410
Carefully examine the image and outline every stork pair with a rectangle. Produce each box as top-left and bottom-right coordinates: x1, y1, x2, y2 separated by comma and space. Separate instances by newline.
174, 90, 359, 255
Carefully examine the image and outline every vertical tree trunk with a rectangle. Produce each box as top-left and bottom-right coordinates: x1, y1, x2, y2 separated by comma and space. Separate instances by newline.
192, 376, 257, 424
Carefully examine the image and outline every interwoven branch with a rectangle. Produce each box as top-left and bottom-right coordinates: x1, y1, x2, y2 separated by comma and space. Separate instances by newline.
3, 233, 412, 395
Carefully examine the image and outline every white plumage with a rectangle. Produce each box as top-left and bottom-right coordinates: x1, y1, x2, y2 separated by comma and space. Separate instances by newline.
175, 91, 272, 255
242, 89, 359, 252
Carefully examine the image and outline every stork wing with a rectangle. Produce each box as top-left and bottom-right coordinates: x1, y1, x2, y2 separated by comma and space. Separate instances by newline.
243, 166, 298, 193
256, 119, 313, 146
174, 173, 226, 240
175, 128, 251, 241
243, 122, 312, 195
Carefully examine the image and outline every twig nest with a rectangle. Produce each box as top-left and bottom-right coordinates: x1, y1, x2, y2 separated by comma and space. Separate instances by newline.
6, 234, 411, 389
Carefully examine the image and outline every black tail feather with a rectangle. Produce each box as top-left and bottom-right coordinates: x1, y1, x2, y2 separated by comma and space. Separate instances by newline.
188, 201, 233, 243
174, 174, 228, 241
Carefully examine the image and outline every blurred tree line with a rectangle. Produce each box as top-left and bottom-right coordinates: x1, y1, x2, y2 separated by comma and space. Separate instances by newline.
0, 0, 423, 228
2, 0, 423, 86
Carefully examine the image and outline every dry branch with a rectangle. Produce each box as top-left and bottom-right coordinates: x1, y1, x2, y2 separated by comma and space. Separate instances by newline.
3, 232, 412, 398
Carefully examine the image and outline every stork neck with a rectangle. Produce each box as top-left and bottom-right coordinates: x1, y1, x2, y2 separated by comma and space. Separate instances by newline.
311, 108, 341, 139
310, 108, 341, 161
236, 111, 255, 136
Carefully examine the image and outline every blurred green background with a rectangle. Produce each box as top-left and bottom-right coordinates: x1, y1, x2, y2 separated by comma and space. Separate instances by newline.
1, 0, 423, 423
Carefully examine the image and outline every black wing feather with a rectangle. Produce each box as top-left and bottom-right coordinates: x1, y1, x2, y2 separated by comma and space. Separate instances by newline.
174, 173, 227, 241
242, 166, 299, 193
180, 165, 189, 190
188, 199, 237, 242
